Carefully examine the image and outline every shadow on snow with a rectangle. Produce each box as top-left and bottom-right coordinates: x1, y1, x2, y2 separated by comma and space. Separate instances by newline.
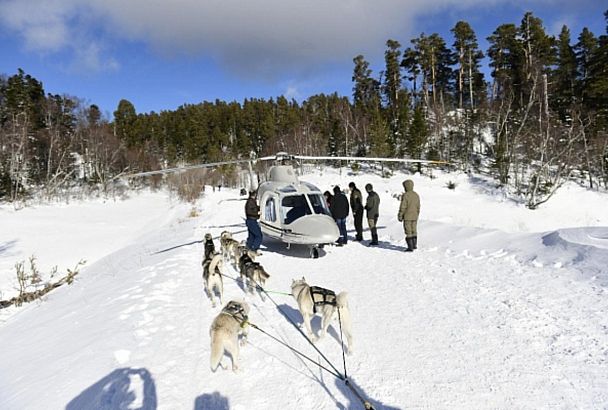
66, 368, 157, 410
193, 391, 230, 410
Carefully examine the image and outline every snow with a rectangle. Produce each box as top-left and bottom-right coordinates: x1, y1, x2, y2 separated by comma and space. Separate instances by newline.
0, 169, 607, 409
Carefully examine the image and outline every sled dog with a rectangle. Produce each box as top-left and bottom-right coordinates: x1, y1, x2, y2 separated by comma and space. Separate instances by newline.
220, 234, 241, 265
203, 233, 216, 260
202, 252, 224, 307
291, 277, 353, 354
209, 300, 250, 372
233, 243, 248, 266
238, 253, 270, 300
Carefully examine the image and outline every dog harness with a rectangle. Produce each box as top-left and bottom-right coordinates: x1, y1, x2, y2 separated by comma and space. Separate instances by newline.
309, 286, 336, 313
224, 302, 249, 328
240, 255, 261, 280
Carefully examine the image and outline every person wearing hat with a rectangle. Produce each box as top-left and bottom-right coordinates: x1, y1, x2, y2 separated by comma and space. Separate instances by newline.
331, 185, 349, 245
348, 182, 363, 241
364, 183, 380, 246
398, 179, 420, 252
245, 190, 263, 253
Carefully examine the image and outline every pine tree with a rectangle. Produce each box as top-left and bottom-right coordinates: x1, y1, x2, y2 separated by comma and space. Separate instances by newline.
585, 11, 608, 116
518, 12, 556, 107
410, 33, 453, 109
383, 39, 404, 156
113, 99, 138, 147
487, 24, 524, 104
407, 105, 428, 160
552, 25, 578, 122
401, 47, 421, 103
451, 21, 484, 110
575, 27, 598, 97
352, 55, 380, 110
3, 68, 45, 129
383, 40, 402, 111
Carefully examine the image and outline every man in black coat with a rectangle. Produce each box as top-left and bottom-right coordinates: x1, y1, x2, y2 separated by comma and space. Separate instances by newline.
245, 191, 263, 252
330, 185, 349, 245
348, 182, 363, 241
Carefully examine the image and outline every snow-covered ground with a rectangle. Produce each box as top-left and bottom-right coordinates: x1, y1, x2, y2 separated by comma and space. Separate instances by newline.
0, 168, 607, 409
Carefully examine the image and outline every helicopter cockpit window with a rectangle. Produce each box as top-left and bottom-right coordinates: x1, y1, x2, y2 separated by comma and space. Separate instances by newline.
302, 182, 321, 192
282, 194, 312, 224
307, 193, 331, 215
265, 197, 276, 222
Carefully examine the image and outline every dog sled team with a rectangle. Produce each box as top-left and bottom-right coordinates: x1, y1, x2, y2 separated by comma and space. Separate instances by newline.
202, 231, 353, 372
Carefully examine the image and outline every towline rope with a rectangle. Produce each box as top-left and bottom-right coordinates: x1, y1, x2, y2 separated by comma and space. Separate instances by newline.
217, 272, 292, 296
213, 269, 375, 409
249, 276, 375, 410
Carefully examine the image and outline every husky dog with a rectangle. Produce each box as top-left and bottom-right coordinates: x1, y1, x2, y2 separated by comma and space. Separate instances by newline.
203, 233, 216, 260
202, 253, 224, 307
219, 231, 232, 256
220, 233, 241, 266
209, 300, 250, 372
291, 277, 353, 354
238, 253, 270, 300
233, 243, 248, 266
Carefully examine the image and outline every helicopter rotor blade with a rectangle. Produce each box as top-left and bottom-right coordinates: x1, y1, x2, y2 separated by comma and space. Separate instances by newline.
291, 155, 448, 165
119, 158, 254, 179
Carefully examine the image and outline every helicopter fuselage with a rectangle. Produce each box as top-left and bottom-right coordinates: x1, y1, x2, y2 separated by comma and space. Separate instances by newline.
256, 165, 339, 246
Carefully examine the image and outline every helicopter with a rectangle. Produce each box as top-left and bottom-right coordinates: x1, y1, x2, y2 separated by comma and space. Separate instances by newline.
121, 152, 446, 258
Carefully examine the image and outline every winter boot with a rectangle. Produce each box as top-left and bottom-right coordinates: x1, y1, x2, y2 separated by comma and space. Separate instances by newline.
369, 228, 379, 246
412, 236, 417, 249
405, 237, 414, 252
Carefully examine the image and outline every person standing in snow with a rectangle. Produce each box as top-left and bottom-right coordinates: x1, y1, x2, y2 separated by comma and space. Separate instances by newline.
331, 185, 349, 245
349, 182, 364, 241
323, 190, 333, 209
364, 183, 380, 246
245, 190, 263, 253
397, 179, 420, 252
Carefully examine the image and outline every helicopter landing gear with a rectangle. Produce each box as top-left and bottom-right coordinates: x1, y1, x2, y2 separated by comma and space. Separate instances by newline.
310, 246, 319, 259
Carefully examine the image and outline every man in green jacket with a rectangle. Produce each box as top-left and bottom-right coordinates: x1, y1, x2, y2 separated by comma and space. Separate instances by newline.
397, 179, 420, 252
364, 183, 380, 246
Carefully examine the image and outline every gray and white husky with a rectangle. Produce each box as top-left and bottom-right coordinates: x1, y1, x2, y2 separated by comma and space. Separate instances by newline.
291, 277, 353, 354
238, 252, 270, 300
202, 252, 224, 307
209, 300, 250, 372
220, 232, 241, 266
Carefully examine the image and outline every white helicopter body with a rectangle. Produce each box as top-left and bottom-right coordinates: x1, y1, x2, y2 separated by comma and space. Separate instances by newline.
256, 165, 339, 249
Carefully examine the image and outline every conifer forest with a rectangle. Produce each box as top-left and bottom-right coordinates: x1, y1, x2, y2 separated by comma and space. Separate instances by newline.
1, 11, 607, 208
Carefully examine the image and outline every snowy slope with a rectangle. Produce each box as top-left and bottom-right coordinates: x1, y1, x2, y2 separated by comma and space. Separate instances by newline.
0, 169, 607, 409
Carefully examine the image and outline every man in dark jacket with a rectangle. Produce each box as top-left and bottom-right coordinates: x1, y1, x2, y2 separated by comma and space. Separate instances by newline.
245, 190, 263, 252
398, 179, 420, 252
348, 182, 363, 241
331, 185, 349, 245
364, 183, 380, 246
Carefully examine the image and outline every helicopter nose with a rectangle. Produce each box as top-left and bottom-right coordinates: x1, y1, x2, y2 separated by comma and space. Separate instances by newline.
288, 214, 340, 244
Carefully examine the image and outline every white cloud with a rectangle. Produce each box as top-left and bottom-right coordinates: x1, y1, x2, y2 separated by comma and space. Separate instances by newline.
0, 0, 595, 78
70, 42, 120, 73
284, 85, 300, 101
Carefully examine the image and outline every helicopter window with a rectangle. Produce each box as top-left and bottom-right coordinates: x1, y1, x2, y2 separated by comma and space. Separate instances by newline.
265, 197, 277, 222
282, 194, 312, 224
307, 193, 330, 215
279, 185, 298, 193
302, 182, 321, 192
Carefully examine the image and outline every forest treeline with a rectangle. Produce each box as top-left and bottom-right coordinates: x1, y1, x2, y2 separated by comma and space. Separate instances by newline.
1, 10, 607, 208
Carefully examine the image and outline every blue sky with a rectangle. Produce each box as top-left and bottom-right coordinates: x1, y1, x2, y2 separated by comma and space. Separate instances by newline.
0, 0, 605, 118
